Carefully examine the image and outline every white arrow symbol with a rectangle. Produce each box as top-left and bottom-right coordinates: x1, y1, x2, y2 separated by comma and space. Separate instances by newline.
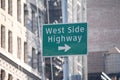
58, 44, 71, 52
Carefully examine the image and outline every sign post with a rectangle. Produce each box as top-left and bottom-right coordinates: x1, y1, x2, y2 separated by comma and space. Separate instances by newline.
42, 23, 87, 57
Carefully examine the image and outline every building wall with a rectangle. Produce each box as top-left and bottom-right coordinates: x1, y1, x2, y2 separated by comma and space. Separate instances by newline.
67, 0, 87, 80
0, 0, 45, 79
0, 58, 27, 80
88, 0, 120, 52
0, 0, 27, 69
87, 0, 120, 79
87, 0, 120, 71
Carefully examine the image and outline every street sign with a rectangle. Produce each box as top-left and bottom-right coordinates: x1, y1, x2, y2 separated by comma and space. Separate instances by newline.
42, 23, 87, 57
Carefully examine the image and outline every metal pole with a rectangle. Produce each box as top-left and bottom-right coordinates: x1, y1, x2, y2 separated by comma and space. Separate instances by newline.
50, 57, 54, 80
47, 0, 54, 80
61, 0, 69, 80
46, 0, 50, 23
61, 0, 68, 23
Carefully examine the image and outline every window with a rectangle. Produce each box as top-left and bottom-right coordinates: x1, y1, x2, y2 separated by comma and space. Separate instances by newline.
17, 0, 21, 22
1, 25, 5, 48
24, 42, 28, 63
24, 4, 28, 26
1, 69, 5, 80
17, 37, 21, 59
37, 52, 41, 72
39, 16, 42, 27
8, 30, 12, 53
8, 0, 12, 15
32, 48, 37, 69
31, 10, 35, 32
77, 3, 81, 22
37, 16, 42, 37
8, 74, 13, 80
1, 0, 5, 10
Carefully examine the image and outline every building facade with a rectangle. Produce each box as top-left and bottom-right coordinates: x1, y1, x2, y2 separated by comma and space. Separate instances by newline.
0, 0, 45, 80
44, 0, 63, 80
67, 0, 87, 80
88, 0, 120, 80
44, 0, 87, 80
0, 0, 88, 80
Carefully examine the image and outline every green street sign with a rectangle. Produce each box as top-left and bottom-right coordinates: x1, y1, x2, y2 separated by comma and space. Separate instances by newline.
42, 23, 87, 57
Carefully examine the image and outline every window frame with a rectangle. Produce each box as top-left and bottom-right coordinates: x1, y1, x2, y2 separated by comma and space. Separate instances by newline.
8, 30, 12, 53
8, 0, 12, 15
17, 37, 21, 59
1, 0, 5, 10
17, 0, 21, 22
1, 25, 6, 48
